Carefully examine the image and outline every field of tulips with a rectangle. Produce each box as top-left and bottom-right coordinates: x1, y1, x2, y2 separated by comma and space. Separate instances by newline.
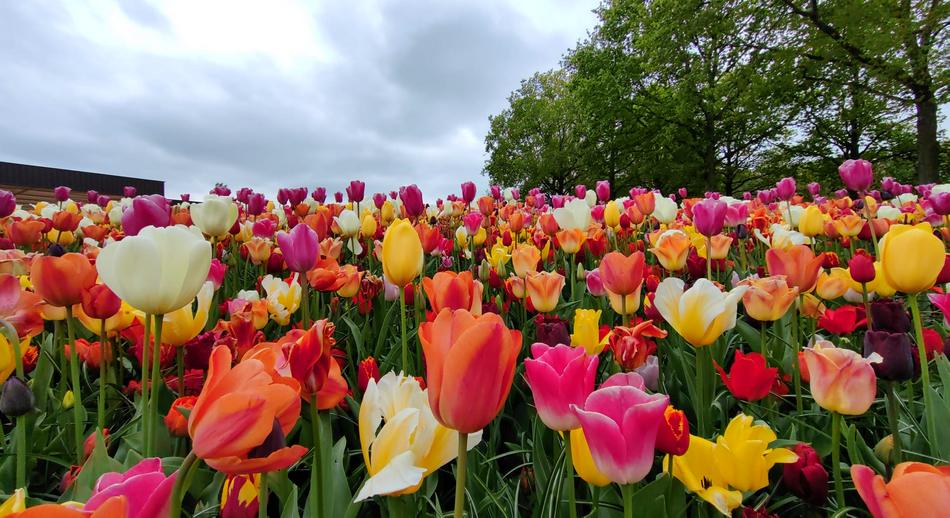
0, 162, 948, 517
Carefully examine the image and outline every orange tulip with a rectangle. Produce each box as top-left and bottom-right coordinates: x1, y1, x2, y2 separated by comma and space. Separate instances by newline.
51, 211, 82, 232
525, 271, 565, 313
509, 211, 526, 233
851, 462, 950, 518
511, 245, 541, 278
11, 496, 128, 517
556, 229, 586, 254
416, 224, 443, 254
282, 321, 335, 403
765, 244, 824, 293
650, 230, 691, 272
634, 192, 655, 215
29, 253, 97, 307
188, 345, 308, 474
245, 238, 272, 265
697, 234, 733, 260
81, 224, 109, 243
422, 271, 483, 315
599, 251, 645, 296
539, 213, 559, 235
419, 309, 521, 433
336, 264, 363, 298
740, 276, 799, 322
306, 258, 345, 292
832, 213, 865, 238
8, 219, 46, 247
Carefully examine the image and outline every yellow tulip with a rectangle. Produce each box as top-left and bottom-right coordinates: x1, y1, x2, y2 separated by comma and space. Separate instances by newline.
487, 244, 511, 274
63, 390, 75, 409
0, 333, 15, 386
651, 229, 691, 272
261, 274, 302, 326
879, 223, 945, 293
154, 281, 214, 346
798, 205, 827, 237
380, 200, 396, 224
816, 268, 850, 300
0, 488, 26, 515
511, 245, 541, 278
355, 372, 481, 501
867, 262, 896, 298
569, 428, 610, 487
382, 219, 424, 287
603, 201, 620, 228
76, 301, 137, 336
360, 214, 378, 239
570, 309, 608, 355
667, 436, 743, 516
653, 278, 747, 347
607, 289, 641, 316
472, 226, 487, 246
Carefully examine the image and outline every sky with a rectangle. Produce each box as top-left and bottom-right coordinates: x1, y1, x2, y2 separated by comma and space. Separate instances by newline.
0, 0, 600, 200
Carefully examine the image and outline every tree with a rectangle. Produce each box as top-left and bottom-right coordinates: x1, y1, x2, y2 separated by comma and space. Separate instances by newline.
780, 0, 949, 183
483, 70, 585, 193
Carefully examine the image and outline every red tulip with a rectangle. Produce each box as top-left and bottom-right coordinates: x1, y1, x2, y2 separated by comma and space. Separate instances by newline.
715, 351, 777, 402
818, 305, 867, 335
30, 253, 97, 307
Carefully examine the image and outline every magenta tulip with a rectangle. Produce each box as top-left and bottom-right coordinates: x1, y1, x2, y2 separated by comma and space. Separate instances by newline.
373, 192, 387, 209
775, 177, 796, 201
0, 190, 15, 218
595, 180, 610, 202
462, 212, 483, 236
692, 198, 727, 237
399, 184, 424, 218
461, 181, 477, 204
121, 194, 171, 236
599, 371, 646, 390
347, 180, 366, 203
247, 192, 266, 216
84, 457, 177, 518
123, 186, 137, 198
54, 186, 71, 202
571, 384, 668, 484
312, 187, 327, 203
276, 223, 318, 273
87, 189, 99, 203
838, 159, 874, 193
524, 343, 598, 431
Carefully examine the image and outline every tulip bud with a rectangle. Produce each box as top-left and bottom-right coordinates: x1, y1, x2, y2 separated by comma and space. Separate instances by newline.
873, 434, 894, 464
62, 390, 75, 409
0, 378, 34, 417
164, 396, 197, 437
655, 405, 689, 456
864, 330, 915, 381
357, 357, 380, 393
849, 250, 876, 284
782, 443, 828, 506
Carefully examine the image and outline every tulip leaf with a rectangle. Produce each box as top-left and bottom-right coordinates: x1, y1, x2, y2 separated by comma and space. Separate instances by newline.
62, 430, 122, 502
843, 423, 884, 475
925, 384, 950, 461
341, 316, 365, 360
373, 302, 399, 358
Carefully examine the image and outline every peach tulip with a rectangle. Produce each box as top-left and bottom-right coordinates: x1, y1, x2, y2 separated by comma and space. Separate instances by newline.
803, 340, 880, 415
525, 271, 565, 313
422, 271, 483, 315
851, 462, 950, 518
740, 276, 798, 322
598, 251, 645, 296
765, 244, 823, 293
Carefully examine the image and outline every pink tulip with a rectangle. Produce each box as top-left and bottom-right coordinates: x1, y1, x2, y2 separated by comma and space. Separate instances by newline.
276, 223, 318, 273
803, 341, 880, 415
372, 192, 387, 209
724, 203, 749, 227
575, 184, 587, 199
462, 212, 483, 236
312, 187, 327, 203
600, 371, 646, 390
585, 268, 607, 297
87, 189, 99, 203
206, 259, 227, 290
838, 159, 874, 193
252, 218, 276, 239
461, 181, 477, 204
54, 185, 71, 202
399, 184, 424, 218
524, 343, 598, 431
121, 195, 171, 236
571, 385, 668, 484
775, 177, 796, 201
595, 180, 610, 202
692, 198, 727, 237
346, 180, 365, 203
84, 457, 177, 518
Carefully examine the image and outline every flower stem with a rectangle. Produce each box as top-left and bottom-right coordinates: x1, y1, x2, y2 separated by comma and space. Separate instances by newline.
142, 313, 152, 454
400, 293, 409, 375
695, 346, 709, 437
705, 236, 712, 280
454, 432, 468, 518
147, 314, 165, 457
259, 472, 269, 518
791, 303, 803, 414
65, 306, 84, 464
301, 278, 311, 329
885, 382, 903, 464
562, 432, 577, 518
169, 450, 199, 518
622, 483, 634, 518
908, 293, 938, 455
98, 319, 108, 431
831, 412, 844, 508
309, 403, 321, 518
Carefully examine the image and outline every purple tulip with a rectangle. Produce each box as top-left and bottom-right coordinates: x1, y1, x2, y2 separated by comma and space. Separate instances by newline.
595, 180, 610, 202
399, 184, 424, 218
678, 187, 688, 199
334, 191, 343, 203
775, 177, 796, 201
211, 184, 231, 196
87, 190, 99, 203
288, 187, 307, 206
277, 188, 289, 206
121, 195, 170, 236
551, 195, 565, 209
276, 223, 318, 273
235, 187, 253, 204
97, 195, 111, 207
575, 184, 587, 199
834, 188, 849, 198
838, 159, 873, 192
0, 190, 15, 218
490, 185, 502, 200
373, 192, 387, 209
807, 182, 821, 197
312, 187, 327, 203
179, 194, 191, 202
864, 330, 915, 382
247, 193, 267, 216
389, 191, 398, 200
881, 176, 896, 193
123, 186, 137, 198
756, 190, 771, 205
692, 197, 727, 237
461, 181, 477, 203
929, 192, 950, 216
346, 180, 366, 203
54, 186, 71, 202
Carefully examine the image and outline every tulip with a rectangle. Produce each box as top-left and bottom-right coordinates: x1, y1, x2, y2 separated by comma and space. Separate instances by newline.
655, 405, 690, 456
571, 384, 668, 486
525, 271, 565, 313
84, 457, 177, 518
568, 309, 606, 355
422, 271, 483, 316
357, 356, 379, 393
552, 198, 591, 231
191, 195, 239, 238
0, 190, 16, 218
765, 245, 823, 294
650, 229, 691, 272
798, 205, 827, 237
782, 443, 828, 506
569, 428, 611, 487
599, 251, 645, 297
460, 181, 477, 203
524, 343, 598, 431
714, 351, 777, 402
355, 372, 482, 501
608, 320, 666, 372
653, 278, 747, 348
221, 474, 260, 517
838, 159, 874, 192
285, 320, 335, 403
382, 219, 423, 288
261, 274, 302, 326
603, 201, 621, 228
535, 314, 570, 348
652, 194, 677, 224
419, 309, 520, 517
775, 177, 796, 201
740, 276, 798, 322
851, 462, 950, 518
693, 198, 727, 237
399, 184, 424, 218
336, 264, 362, 298
511, 245, 541, 278
816, 268, 850, 300
555, 228, 586, 254
188, 345, 308, 474
158, 282, 213, 347
346, 180, 365, 203
121, 195, 171, 236
334, 209, 360, 238
9, 219, 45, 247
879, 223, 944, 293
870, 299, 912, 332
276, 223, 318, 274
15, 498, 129, 517
818, 305, 867, 335
165, 396, 197, 437
30, 253, 96, 308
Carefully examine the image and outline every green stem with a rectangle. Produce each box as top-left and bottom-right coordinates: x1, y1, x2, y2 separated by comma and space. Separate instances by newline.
301, 277, 311, 329
168, 450, 199, 518
563, 432, 577, 518
831, 412, 844, 508
759, 322, 768, 362
142, 313, 152, 454
65, 306, 84, 464
885, 382, 903, 464
908, 293, 938, 455
98, 319, 107, 431
791, 303, 803, 414
454, 432, 468, 518
309, 403, 321, 518
861, 283, 873, 330
400, 293, 408, 375
147, 314, 165, 457
695, 347, 709, 437
705, 236, 712, 280
259, 472, 269, 518
622, 483, 634, 518
569, 254, 576, 301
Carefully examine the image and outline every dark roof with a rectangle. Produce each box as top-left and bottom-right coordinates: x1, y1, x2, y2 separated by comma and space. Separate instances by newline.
0, 161, 164, 205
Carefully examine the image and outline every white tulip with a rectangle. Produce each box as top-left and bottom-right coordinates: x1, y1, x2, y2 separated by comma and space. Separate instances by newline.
190, 195, 238, 237
552, 198, 591, 231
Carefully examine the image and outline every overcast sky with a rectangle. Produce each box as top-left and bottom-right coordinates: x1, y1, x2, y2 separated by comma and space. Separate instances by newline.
0, 0, 598, 200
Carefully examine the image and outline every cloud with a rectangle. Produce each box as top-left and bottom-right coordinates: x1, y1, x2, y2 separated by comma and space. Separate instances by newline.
0, 0, 597, 200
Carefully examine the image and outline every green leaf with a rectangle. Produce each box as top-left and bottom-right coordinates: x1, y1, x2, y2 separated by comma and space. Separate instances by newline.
63, 430, 122, 502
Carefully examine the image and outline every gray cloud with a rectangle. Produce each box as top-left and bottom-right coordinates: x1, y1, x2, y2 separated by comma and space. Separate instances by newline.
0, 0, 597, 200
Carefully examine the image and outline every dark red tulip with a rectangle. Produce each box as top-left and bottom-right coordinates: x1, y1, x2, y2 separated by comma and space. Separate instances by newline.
783, 443, 828, 506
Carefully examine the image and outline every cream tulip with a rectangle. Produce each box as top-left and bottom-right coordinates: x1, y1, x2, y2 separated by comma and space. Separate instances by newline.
190, 195, 239, 237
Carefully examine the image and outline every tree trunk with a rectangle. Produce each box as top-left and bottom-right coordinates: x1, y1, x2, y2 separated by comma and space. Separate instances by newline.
915, 91, 939, 184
